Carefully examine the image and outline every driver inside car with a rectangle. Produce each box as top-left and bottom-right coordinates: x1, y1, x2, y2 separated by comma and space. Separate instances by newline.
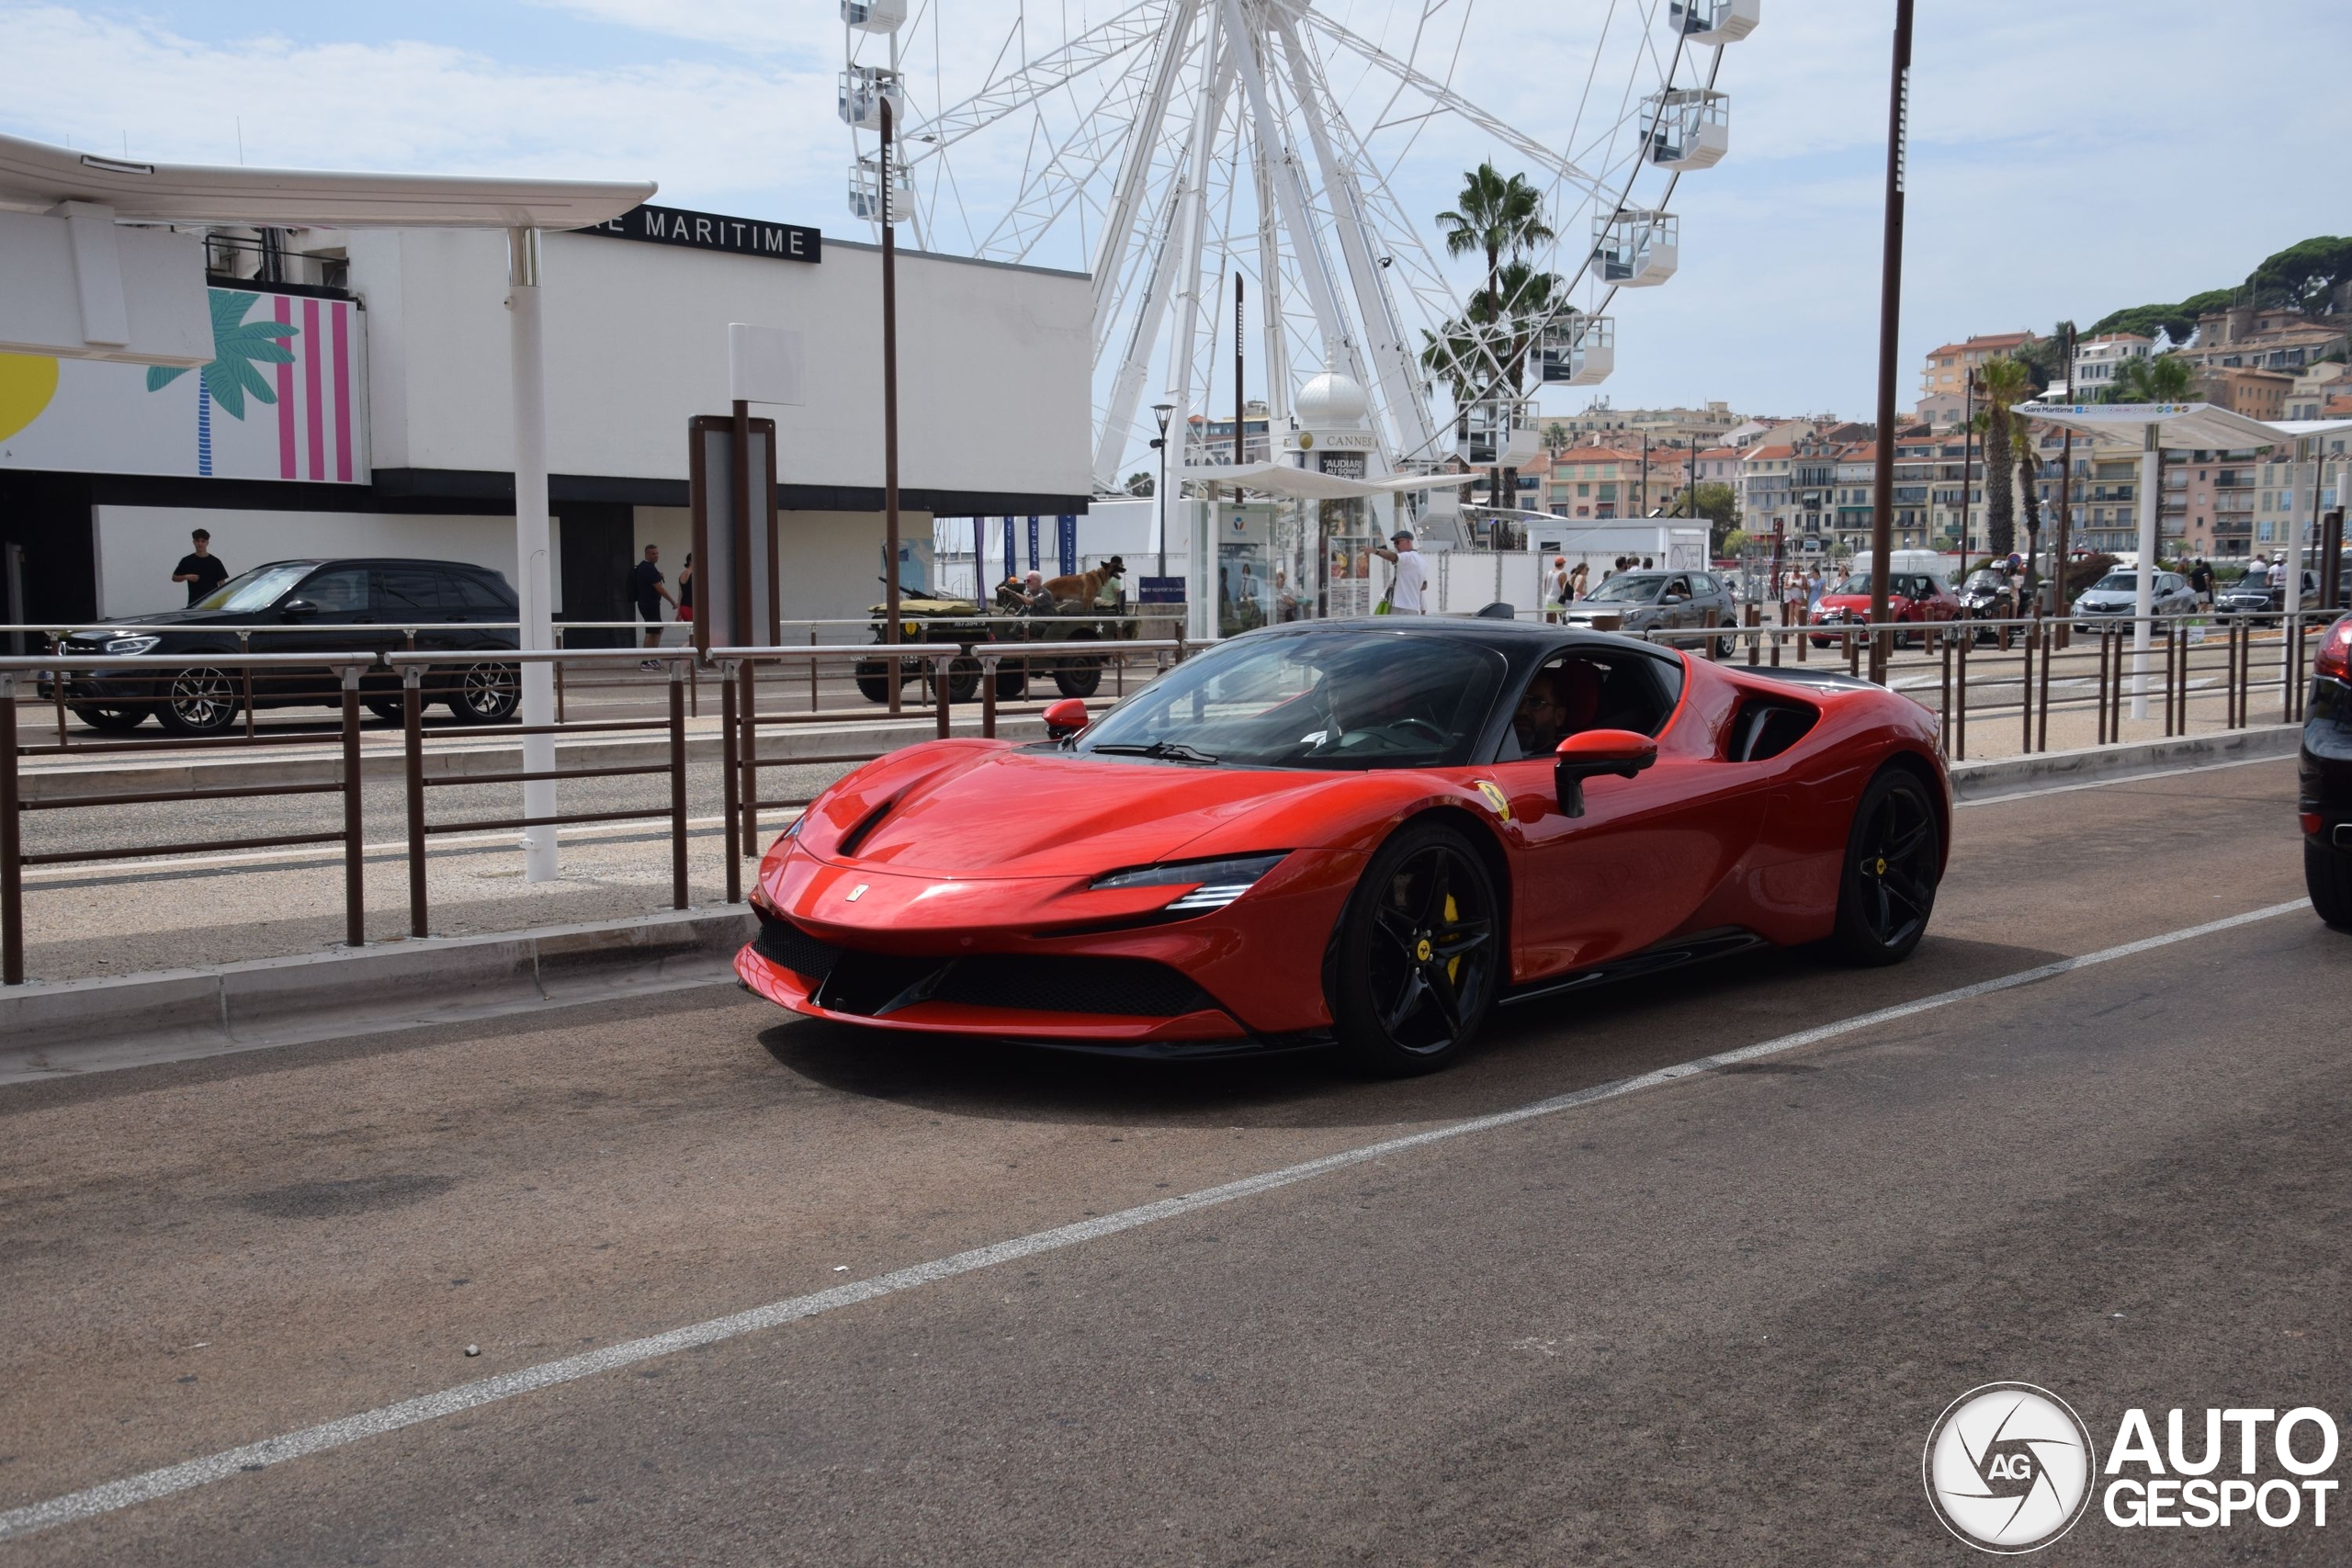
1508, 660, 1603, 757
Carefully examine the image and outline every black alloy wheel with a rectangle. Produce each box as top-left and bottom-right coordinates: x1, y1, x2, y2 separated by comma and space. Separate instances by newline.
155, 666, 243, 735
1053, 630, 1104, 699
72, 704, 148, 733
928, 656, 982, 705
445, 660, 520, 723
2309, 838, 2352, 931
1331, 822, 1499, 1075
994, 662, 1029, 699
1829, 766, 1941, 965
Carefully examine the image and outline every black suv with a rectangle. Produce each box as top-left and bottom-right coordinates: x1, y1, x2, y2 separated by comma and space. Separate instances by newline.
51, 558, 522, 734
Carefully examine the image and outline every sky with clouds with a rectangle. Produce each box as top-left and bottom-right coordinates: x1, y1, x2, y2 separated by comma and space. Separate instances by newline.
4, 0, 2345, 428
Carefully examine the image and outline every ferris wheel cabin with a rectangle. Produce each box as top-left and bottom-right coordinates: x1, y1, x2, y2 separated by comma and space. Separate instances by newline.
1455, 400, 1543, 470
1669, 0, 1761, 45
849, 154, 910, 222
1537, 318, 1615, 388
1589, 211, 1679, 288
839, 66, 905, 131
842, 0, 907, 33
1643, 89, 1729, 171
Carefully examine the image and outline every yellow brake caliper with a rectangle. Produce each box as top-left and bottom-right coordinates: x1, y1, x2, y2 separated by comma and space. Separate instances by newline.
1442, 894, 1461, 984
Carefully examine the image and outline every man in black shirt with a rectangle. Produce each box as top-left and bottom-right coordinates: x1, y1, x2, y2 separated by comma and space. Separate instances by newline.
630, 544, 674, 668
172, 528, 229, 605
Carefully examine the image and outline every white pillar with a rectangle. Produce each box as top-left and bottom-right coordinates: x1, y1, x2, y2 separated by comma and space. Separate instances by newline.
2132, 423, 2159, 721
508, 228, 558, 883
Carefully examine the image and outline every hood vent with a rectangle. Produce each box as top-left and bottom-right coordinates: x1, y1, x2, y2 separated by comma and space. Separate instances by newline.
835, 794, 899, 859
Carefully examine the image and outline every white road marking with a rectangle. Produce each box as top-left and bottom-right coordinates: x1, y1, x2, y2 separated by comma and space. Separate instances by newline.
1955, 748, 2293, 807
0, 897, 2312, 1543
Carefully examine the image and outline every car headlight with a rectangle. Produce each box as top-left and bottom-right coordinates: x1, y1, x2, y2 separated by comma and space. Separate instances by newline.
1091, 852, 1290, 913
103, 635, 161, 655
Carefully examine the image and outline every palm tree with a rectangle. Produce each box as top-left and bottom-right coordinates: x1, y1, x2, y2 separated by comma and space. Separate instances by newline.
1542, 421, 1570, 457
1438, 164, 1554, 513
2016, 442, 2044, 595
145, 290, 299, 477
1973, 355, 2034, 558
2112, 352, 2198, 404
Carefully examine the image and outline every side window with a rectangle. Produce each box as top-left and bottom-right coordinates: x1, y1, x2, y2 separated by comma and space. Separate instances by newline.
1498, 650, 1681, 761
377, 567, 449, 616
298, 567, 369, 612
450, 572, 514, 612
1692, 573, 1718, 596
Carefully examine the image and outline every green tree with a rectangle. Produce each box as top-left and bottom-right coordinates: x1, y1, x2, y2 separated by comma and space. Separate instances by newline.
1124, 471, 1154, 496
1721, 526, 1749, 556
144, 290, 299, 478
2245, 235, 2352, 311
1542, 421, 1570, 457
2089, 289, 2235, 345
1972, 355, 2034, 557
2112, 353, 2198, 403
1436, 165, 1555, 513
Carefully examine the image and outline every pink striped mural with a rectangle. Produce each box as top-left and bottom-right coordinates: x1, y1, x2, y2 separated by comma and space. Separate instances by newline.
275, 295, 297, 479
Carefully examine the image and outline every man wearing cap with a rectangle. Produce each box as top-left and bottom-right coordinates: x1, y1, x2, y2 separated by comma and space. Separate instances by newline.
1373, 528, 1428, 615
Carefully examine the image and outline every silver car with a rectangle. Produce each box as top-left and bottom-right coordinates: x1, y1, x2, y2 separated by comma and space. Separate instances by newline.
1563, 570, 1739, 654
2072, 569, 2197, 634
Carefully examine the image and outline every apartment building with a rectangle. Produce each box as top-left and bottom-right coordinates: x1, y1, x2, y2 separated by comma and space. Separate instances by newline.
1548, 399, 1744, 448
1918, 331, 2038, 429
2197, 365, 2293, 421
2285, 363, 2349, 421
2071, 333, 2154, 397
2177, 306, 2349, 377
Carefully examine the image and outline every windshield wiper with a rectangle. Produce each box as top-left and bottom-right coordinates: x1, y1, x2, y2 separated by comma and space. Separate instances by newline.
1091, 740, 1221, 765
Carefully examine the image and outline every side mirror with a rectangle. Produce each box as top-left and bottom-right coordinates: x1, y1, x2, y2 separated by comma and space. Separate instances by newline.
279, 599, 318, 620
1555, 728, 1657, 818
1043, 697, 1089, 739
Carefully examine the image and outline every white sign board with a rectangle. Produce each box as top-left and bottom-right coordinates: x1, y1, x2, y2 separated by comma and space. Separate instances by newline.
728, 322, 806, 407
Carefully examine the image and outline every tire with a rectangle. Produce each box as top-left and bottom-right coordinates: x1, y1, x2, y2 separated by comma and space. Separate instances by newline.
1329, 821, 1500, 1076
364, 699, 404, 726
854, 658, 891, 705
2308, 838, 2352, 931
1828, 766, 1941, 966
994, 662, 1029, 700
154, 666, 243, 736
72, 704, 148, 733
443, 660, 520, 724
1052, 659, 1102, 699
928, 656, 981, 705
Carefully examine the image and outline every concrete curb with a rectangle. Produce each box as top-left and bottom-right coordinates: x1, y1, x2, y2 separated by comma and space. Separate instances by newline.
0, 908, 756, 1082
1948, 724, 2299, 802
17, 715, 1049, 802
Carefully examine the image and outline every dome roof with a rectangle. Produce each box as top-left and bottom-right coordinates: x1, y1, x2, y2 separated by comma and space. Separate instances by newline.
1295, 371, 1369, 429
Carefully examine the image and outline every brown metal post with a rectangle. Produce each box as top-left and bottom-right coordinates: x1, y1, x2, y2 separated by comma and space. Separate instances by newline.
2036, 616, 2052, 752
981, 655, 999, 739
404, 670, 427, 938
2094, 631, 2108, 746
720, 661, 741, 904
2162, 623, 2176, 737
554, 626, 567, 725
340, 669, 365, 949
1939, 631, 1952, 740
1746, 604, 1759, 667
1865, 0, 1914, 685
934, 652, 952, 739
1953, 630, 1967, 760
738, 660, 759, 855
880, 95, 904, 718
2020, 612, 2034, 752
1, 677, 20, 985
669, 662, 688, 911
808, 629, 819, 712
239, 629, 257, 740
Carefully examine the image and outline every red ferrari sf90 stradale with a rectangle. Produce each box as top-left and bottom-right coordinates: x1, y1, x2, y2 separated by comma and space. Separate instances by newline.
738, 620, 1949, 1075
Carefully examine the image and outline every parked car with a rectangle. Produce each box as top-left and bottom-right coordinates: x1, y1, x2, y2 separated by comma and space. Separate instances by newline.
1560, 570, 1737, 654
2302, 612, 2352, 928
47, 558, 522, 735
1808, 570, 1961, 649
2216, 570, 2325, 624
2071, 569, 2198, 635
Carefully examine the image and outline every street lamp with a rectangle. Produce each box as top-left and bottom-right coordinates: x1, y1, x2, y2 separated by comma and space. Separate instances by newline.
1151, 401, 1176, 580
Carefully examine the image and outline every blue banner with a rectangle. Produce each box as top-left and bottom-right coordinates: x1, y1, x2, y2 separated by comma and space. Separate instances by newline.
1001, 517, 1017, 583
1026, 515, 1040, 570
1058, 515, 1078, 577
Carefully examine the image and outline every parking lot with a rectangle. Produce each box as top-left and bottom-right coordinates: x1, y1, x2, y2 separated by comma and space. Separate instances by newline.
0, 753, 2337, 1562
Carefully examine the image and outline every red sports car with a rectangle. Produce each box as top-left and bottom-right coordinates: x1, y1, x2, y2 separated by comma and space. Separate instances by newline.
739, 620, 1950, 1075
1809, 568, 1962, 648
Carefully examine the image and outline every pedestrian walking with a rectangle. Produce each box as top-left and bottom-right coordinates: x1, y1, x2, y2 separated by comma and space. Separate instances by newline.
675, 553, 694, 625
1544, 556, 1570, 622
2188, 557, 2213, 609
1568, 560, 1589, 603
1372, 529, 1427, 615
172, 528, 228, 605
630, 544, 673, 668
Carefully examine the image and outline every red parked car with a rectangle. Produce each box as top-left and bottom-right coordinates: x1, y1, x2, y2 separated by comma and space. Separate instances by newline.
1809, 570, 1962, 649
738, 621, 1951, 1076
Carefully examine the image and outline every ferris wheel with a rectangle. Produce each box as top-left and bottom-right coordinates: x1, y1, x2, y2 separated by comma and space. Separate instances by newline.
842, 1, 1759, 491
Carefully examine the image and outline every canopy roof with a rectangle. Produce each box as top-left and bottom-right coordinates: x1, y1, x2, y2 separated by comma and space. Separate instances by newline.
1181, 460, 1459, 500
2013, 401, 2286, 452
0, 130, 653, 229
2268, 418, 2352, 441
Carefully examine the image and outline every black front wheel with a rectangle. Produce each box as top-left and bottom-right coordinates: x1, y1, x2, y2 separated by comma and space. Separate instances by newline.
2308, 837, 2352, 931
1330, 822, 1499, 1076
155, 666, 243, 735
1828, 767, 1941, 965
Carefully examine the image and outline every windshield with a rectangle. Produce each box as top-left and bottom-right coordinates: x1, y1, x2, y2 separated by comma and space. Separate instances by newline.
2092, 572, 2138, 592
1585, 573, 1663, 604
1075, 629, 1508, 771
1962, 571, 2003, 592
1830, 574, 1874, 594
193, 562, 317, 613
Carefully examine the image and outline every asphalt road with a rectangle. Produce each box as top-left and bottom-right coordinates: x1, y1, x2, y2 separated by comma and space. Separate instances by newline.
1, 756, 2342, 1564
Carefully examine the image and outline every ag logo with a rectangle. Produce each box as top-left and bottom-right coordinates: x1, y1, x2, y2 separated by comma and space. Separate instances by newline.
1924, 1382, 2097, 1553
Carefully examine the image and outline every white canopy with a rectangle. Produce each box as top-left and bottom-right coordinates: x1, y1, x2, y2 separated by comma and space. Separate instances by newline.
2268, 418, 2352, 441
1181, 460, 1463, 500
0, 130, 653, 229
2013, 400, 2286, 452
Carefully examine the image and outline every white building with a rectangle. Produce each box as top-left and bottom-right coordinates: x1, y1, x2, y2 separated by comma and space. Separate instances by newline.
2071, 333, 2154, 398
0, 204, 1091, 628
